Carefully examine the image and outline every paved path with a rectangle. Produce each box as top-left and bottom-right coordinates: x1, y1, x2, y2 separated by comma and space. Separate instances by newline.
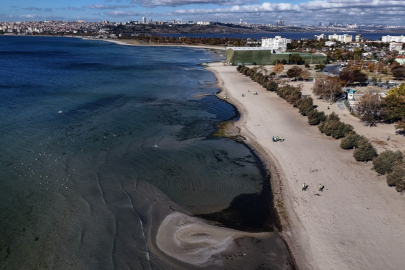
336, 99, 346, 111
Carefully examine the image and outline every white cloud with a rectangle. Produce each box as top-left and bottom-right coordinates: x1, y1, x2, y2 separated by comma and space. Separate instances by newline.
130, 0, 256, 7
84, 4, 133, 10
168, 0, 405, 24
105, 10, 152, 16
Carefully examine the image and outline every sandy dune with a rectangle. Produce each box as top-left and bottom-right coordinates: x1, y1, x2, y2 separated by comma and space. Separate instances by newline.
207, 63, 405, 270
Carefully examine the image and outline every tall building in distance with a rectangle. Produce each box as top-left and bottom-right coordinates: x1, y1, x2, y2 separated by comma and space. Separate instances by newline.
276, 19, 284, 26
142, 17, 146, 24
240, 19, 242, 24
319, 22, 322, 27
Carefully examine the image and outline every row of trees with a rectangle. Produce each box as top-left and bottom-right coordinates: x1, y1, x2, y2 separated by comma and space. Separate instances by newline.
119, 34, 245, 46
236, 65, 405, 192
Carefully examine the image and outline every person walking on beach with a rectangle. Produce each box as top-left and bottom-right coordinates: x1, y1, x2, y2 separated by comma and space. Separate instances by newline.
319, 184, 324, 191
302, 183, 306, 191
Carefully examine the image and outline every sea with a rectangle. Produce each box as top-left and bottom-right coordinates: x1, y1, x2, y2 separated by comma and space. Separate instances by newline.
0, 36, 292, 269
160, 32, 405, 41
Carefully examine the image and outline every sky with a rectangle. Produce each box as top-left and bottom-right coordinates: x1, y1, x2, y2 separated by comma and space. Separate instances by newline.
1, 0, 405, 26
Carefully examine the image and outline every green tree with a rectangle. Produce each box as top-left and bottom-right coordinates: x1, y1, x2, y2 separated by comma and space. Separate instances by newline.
307, 109, 326, 125
340, 132, 362, 149
373, 150, 403, 175
384, 84, 405, 122
289, 54, 305, 65
297, 97, 313, 116
266, 81, 278, 92
396, 118, 405, 132
386, 163, 405, 192
287, 66, 303, 80
353, 138, 377, 162
391, 66, 405, 79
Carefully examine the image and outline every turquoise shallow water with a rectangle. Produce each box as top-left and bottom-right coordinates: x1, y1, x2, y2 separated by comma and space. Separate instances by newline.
0, 37, 292, 269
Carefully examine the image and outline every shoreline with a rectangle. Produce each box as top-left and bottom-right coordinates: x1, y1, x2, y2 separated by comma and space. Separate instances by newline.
206, 62, 405, 269
83, 37, 227, 51
207, 64, 302, 267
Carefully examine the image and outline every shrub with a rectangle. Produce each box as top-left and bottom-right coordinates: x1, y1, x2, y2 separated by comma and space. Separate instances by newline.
286, 90, 302, 106
386, 163, 405, 192
277, 85, 299, 99
328, 112, 340, 121
372, 150, 403, 175
318, 113, 352, 139
308, 109, 326, 125
266, 81, 278, 92
331, 122, 353, 139
297, 97, 313, 116
353, 138, 378, 162
340, 132, 362, 149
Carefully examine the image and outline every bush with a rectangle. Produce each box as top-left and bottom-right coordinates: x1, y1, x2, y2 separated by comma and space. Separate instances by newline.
308, 109, 326, 125
340, 132, 362, 149
328, 112, 340, 121
353, 138, 378, 162
331, 122, 353, 139
297, 97, 313, 116
286, 91, 302, 106
276, 85, 302, 106
318, 113, 352, 139
372, 150, 403, 175
266, 81, 278, 92
386, 163, 405, 192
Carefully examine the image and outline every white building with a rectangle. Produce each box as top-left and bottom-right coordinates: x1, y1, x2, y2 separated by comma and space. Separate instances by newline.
325, 41, 336, 47
382, 35, 405, 43
261, 36, 291, 53
389, 42, 404, 52
315, 34, 327, 40
328, 34, 352, 43
142, 17, 146, 24
196, 21, 211, 25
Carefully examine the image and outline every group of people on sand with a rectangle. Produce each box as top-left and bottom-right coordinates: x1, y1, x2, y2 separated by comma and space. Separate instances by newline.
243, 90, 258, 96
302, 183, 324, 192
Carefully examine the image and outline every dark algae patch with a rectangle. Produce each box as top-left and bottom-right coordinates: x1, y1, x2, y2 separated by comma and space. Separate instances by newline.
198, 147, 277, 232
198, 182, 274, 232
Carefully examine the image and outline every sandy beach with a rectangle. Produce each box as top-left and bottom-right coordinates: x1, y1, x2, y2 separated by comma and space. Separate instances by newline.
207, 63, 405, 270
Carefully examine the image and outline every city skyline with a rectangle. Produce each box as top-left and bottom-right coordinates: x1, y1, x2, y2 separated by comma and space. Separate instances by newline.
1, 0, 405, 26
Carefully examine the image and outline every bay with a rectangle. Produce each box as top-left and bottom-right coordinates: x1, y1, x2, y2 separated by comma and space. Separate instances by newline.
0, 36, 293, 269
